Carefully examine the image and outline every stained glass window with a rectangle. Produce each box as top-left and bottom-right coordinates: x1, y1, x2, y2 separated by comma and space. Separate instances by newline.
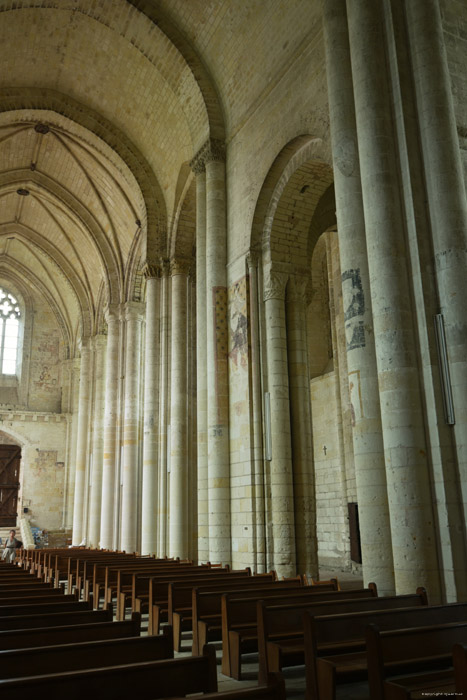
0, 288, 21, 375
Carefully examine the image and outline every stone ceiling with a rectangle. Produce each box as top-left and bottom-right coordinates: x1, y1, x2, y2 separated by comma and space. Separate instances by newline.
0, 0, 320, 351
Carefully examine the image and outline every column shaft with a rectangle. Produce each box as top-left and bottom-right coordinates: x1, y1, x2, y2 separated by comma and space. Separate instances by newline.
71, 340, 92, 545
264, 268, 296, 577
195, 169, 209, 563
347, 0, 441, 597
141, 270, 161, 555
323, 0, 395, 594
247, 253, 266, 573
405, 0, 467, 520
88, 334, 107, 547
158, 264, 170, 555
121, 304, 143, 553
205, 153, 231, 564
286, 275, 318, 577
169, 262, 189, 557
100, 308, 120, 550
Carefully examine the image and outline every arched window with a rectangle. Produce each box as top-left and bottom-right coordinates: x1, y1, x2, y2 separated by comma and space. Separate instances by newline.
0, 288, 21, 375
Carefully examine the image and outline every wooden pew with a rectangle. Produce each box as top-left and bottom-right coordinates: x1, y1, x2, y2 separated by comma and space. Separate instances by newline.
117, 562, 220, 617
0, 593, 78, 607
256, 590, 429, 684
0, 607, 112, 630
454, 642, 467, 697
222, 584, 378, 679
0, 626, 174, 678
193, 578, 304, 655
170, 672, 286, 700
366, 621, 467, 700
0, 599, 91, 617
0, 644, 218, 700
169, 573, 276, 650
0, 611, 141, 650
135, 568, 251, 632
105, 561, 205, 613
304, 601, 467, 700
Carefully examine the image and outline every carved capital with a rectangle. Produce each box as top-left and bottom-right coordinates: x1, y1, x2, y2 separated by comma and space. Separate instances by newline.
170, 257, 192, 277
104, 303, 120, 325
263, 268, 288, 302
246, 250, 259, 270
287, 274, 311, 304
190, 150, 206, 175
92, 333, 107, 350
190, 138, 226, 173
123, 301, 145, 322
142, 263, 162, 280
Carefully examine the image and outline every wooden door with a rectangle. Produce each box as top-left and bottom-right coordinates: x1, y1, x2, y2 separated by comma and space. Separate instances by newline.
0, 445, 21, 527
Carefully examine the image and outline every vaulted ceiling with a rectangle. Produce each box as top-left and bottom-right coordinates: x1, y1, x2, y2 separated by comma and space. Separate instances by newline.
0, 0, 321, 352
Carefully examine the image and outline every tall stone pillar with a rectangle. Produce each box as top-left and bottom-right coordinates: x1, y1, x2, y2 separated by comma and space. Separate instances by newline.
190, 156, 209, 563
263, 266, 296, 577
158, 261, 170, 555
169, 259, 190, 557
141, 265, 161, 555
405, 0, 467, 518
64, 357, 80, 531
286, 274, 318, 577
204, 139, 231, 564
100, 306, 121, 550
71, 338, 92, 546
246, 252, 266, 572
347, 0, 441, 597
323, 0, 395, 594
120, 302, 144, 554
88, 333, 107, 547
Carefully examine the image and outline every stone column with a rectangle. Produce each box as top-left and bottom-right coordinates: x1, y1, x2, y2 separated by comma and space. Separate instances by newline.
405, 0, 467, 517
190, 155, 209, 563
263, 266, 296, 577
158, 261, 170, 555
347, 0, 441, 597
100, 306, 121, 550
169, 259, 190, 557
141, 265, 161, 555
204, 139, 231, 565
88, 333, 107, 547
120, 302, 144, 554
71, 338, 92, 545
286, 274, 318, 578
64, 358, 80, 531
323, 0, 395, 594
246, 252, 266, 572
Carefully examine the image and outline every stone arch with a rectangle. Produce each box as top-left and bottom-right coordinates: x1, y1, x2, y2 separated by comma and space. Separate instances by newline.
250, 135, 332, 261
169, 167, 196, 262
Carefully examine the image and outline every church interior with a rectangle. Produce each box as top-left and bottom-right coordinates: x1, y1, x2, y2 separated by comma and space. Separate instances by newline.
0, 0, 467, 625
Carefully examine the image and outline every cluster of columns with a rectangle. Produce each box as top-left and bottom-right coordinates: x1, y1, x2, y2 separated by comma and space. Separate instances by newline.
70, 138, 231, 562
323, 0, 467, 600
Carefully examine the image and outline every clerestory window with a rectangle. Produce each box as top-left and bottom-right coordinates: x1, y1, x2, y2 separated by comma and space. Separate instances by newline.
0, 288, 21, 375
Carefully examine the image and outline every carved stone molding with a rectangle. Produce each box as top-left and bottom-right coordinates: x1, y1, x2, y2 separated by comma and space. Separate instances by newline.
287, 274, 311, 305
142, 262, 162, 280
170, 257, 192, 277
104, 303, 121, 325
263, 268, 289, 302
190, 137, 226, 173
246, 250, 259, 270
123, 301, 145, 322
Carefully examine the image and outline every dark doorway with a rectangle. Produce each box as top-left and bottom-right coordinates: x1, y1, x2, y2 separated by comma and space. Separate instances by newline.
0, 445, 21, 527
